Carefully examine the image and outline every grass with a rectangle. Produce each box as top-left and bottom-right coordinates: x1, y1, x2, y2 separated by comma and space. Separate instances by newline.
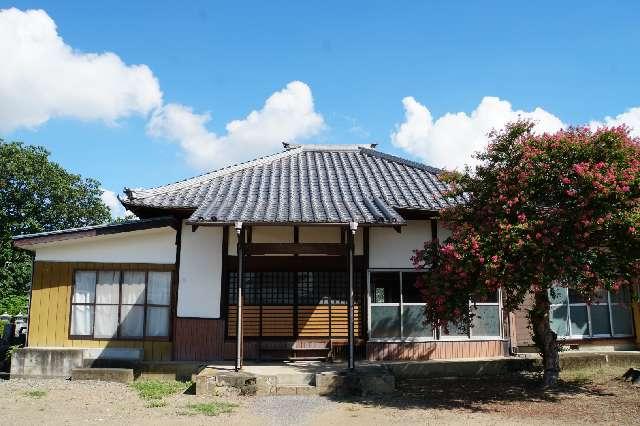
130, 379, 191, 402
144, 400, 167, 408
24, 389, 47, 399
184, 401, 237, 416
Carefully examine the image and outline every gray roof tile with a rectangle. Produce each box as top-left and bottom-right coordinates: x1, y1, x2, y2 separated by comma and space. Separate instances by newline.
122, 144, 457, 225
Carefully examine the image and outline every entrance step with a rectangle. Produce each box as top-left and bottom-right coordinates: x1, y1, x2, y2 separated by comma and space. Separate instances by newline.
71, 367, 134, 383
288, 356, 328, 362
276, 372, 316, 386
276, 384, 317, 396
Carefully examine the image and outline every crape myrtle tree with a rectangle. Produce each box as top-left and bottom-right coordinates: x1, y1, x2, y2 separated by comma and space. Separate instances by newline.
0, 140, 112, 314
412, 123, 640, 387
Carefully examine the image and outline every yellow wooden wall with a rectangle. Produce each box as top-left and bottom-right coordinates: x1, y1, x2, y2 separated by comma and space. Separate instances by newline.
28, 261, 174, 361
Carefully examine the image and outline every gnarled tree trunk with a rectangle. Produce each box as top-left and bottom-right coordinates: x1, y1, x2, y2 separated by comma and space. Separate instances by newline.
528, 290, 560, 387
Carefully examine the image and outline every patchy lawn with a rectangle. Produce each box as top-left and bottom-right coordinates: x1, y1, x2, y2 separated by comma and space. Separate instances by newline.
1, 366, 638, 425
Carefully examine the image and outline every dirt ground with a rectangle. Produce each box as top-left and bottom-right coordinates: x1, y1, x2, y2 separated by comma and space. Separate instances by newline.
1, 366, 639, 426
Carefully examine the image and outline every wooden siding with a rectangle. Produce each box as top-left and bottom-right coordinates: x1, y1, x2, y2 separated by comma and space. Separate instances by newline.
173, 318, 225, 361
28, 261, 174, 361
367, 340, 508, 361
227, 304, 361, 338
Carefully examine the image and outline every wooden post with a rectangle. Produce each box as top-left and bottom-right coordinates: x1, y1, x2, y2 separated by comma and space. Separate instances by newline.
348, 222, 358, 370
235, 223, 244, 371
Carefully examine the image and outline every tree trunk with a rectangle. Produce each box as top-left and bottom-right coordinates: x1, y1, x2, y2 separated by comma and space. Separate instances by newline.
528, 290, 560, 387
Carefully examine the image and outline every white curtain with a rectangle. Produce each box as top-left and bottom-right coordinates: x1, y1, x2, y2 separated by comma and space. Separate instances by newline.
73, 271, 96, 303
70, 305, 93, 335
96, 271, 120, 304
147, 272, 171, 305
94, 305, 118, 338
120, 304, 144, 337
146, 306, 169, 337
122, 271, 146, 304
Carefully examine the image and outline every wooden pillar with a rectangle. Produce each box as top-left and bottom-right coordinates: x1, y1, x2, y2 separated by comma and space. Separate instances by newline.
348, 222, 358, 370
235, 223, 244, 371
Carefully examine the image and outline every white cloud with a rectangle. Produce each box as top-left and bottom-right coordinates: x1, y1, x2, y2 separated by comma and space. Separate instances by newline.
101, 189, 127, 219
391, 96, 565, 170
589, 107, 640, 137
0, 8, 162, 132
147, 81, 325, 170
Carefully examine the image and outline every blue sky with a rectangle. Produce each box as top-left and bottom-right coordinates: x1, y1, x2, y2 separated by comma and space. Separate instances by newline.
2, 2, 640, 216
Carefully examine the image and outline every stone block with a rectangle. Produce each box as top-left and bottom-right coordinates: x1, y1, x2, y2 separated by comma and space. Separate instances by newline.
195, 368, 258, 396
11, 348, 84, 379
256, 375, 277, 396
275, 385, 299, 395
316, 371, 345, 396
71, 368, 134, 383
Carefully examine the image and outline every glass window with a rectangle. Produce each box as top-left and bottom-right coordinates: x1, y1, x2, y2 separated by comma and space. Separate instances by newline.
120, 304, 144, 338
371, 272, 400, 303
590, 304, 611, 336
549, 286, 635, 338
471, 305, 501, 337
550, 305, 569, 336
401, 272, 423, 303
370, 305, 401, 338
70, 269, 171, 339
569, 306, 589, 336
611, 305, 634, 335
147, 272, 171, 305
402, 305, 433, 338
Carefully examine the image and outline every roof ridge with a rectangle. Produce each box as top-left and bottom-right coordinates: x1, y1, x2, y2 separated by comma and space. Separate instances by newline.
358, 147, 442, 175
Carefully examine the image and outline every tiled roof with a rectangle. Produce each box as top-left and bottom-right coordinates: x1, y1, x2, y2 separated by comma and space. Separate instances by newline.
122, 144, 456, 225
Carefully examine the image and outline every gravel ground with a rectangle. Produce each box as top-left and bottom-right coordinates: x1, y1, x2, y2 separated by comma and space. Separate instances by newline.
1, 366, 639, 426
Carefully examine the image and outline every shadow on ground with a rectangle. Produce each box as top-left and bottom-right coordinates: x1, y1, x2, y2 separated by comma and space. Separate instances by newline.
330, 372, 614, 413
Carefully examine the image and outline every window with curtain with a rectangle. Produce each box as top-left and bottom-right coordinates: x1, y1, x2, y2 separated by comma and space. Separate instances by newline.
549, 286, 634, 338
70, 270, 172, 339
369, 270, 502, 340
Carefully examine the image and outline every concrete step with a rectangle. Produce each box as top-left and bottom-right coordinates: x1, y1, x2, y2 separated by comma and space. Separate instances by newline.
276, 384, 317, 396
276, 372, 316, 385
288, 356, 328, 362
71, 367, 134, 383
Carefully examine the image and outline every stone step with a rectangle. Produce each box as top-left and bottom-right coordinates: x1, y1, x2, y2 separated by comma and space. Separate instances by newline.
276, 372, 316, 386
276, 384, 317, 396
71, 367, 134, 383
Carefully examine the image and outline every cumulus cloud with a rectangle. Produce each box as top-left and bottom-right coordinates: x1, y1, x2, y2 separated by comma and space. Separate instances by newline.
147, 81, 325, 170
589, 107, 640, 137
0, 7, 162, 132
101, 189, 127, 219
391, 96, 565, 170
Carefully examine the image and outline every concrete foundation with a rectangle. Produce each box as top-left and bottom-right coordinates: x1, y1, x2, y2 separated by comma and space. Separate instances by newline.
71, 368, 134, 383
10, 348, 84, 379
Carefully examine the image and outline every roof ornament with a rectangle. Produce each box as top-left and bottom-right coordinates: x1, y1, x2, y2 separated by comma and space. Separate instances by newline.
369, 143, 378, 149
282, 141, 291, 150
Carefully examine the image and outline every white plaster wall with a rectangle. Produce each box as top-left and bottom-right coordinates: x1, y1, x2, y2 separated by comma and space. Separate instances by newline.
177, 223, 223, 318
299, 226, 341, 243
252, 226, 294, 243
369, 220, 431, 268
437, 221, 453, 242
33, 227, 176, 263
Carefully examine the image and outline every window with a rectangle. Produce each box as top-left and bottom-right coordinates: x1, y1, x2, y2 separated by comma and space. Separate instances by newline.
368, 270, 502, 341
70, 270, 172, 339
549, 286, 634, 338
227, 271, 364, 306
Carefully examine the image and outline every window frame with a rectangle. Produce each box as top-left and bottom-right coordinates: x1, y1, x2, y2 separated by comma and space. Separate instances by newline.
549, 286, 635, 340
367, 268, 504, 342
69, 268, 173, 341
